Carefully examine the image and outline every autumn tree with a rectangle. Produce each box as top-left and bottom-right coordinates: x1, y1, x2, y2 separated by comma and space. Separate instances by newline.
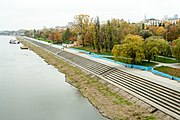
165, 25, 179, 42
156, 27, 167, 36
54, 32, 62, 44
74, 14, 91, 47
48, 32, 53, 41
147, 26, 158, 35
84, 21, 95, 48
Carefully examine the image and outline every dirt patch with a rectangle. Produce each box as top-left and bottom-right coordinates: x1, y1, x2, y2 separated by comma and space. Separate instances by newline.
18, 37, 157, 120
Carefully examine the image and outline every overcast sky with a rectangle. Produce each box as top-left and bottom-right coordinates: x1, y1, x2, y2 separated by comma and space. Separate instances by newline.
0, 0, 179, 30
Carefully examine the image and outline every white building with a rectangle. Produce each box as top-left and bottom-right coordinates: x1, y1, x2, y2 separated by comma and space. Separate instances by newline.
143, 14, 180, 26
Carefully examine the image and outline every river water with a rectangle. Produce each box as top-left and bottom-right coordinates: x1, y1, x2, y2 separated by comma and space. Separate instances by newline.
0, 36, 108, 120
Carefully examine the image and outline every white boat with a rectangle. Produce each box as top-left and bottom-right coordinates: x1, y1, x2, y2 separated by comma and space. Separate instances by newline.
9, 39, 20, 44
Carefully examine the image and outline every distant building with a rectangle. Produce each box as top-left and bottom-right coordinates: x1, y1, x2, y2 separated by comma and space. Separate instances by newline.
174, 14, 178, 19
143, 14, 180, 26
55, 22, 74, 30
67, 22, 74, 28
55, 26, 67, 30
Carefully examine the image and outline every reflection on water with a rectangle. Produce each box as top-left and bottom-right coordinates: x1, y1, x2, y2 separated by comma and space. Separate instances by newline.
0, 36, 108, 120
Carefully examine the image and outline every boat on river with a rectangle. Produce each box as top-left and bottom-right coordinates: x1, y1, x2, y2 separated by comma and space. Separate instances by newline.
20, 45, 28, 49
9, 39, 20, 44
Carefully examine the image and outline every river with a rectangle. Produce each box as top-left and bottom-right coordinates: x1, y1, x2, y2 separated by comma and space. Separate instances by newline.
0, 36, 108, 120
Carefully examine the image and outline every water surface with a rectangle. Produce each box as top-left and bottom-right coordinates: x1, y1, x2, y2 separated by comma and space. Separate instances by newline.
0, 36, 108, 120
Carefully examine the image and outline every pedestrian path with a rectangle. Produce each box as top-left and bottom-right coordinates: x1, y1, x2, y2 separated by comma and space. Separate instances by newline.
65, 48, 180, 92
23, 37, 180, 119
24, 37, 180, 91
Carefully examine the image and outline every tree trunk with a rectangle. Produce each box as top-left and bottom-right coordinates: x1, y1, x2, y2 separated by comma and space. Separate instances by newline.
97, 49, 100, 54
82, 36, 85, 47
153, 55, 156, 61
148, 55, 151, 62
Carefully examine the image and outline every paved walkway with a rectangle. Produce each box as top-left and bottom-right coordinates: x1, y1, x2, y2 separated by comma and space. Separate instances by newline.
25, 37, 180, 92
65, 48, 180, 92
153, 61, 180, 69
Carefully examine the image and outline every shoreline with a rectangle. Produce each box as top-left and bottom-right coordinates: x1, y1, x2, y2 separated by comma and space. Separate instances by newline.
17, 37, 157, 120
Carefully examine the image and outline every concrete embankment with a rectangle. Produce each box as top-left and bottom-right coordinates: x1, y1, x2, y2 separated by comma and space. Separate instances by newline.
17, 37, 161, 120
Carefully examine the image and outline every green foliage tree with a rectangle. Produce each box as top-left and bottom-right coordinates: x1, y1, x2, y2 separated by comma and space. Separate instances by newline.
94, 16, 101, 53
107, 20, 113, 51
139, 30, 153, 39
144, 36, 162, 62
112, 34, 145, 64
62, 28, 71, 43
172, 39, 180, 61
157, 39, 169, 56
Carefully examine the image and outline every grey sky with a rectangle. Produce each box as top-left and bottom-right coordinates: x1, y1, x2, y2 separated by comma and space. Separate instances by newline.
0, 0, 179, 30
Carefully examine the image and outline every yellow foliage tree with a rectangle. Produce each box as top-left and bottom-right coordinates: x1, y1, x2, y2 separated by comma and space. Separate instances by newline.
156, 27, 167, 36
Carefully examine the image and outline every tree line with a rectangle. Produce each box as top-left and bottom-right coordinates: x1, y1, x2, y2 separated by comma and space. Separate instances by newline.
25, 14, 180, 63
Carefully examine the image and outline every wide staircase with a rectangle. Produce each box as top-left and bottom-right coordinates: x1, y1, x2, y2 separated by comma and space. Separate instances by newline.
25, 38, 180, 119
57, 51, 113, 75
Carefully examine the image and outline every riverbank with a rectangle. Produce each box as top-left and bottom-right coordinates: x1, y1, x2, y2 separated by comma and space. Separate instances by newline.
17, 37, 157, 120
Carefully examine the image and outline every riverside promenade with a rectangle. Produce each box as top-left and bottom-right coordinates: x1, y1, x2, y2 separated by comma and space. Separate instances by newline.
66, 48, 180, 91
22, 37, 180, 120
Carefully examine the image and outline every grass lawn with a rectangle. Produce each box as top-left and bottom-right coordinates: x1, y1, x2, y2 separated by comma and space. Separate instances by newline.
105, 57, 158, 66
155, 66, 180, 78
36, 37, 54, 43
154, 56, 179, 63
71, 46, 113, 55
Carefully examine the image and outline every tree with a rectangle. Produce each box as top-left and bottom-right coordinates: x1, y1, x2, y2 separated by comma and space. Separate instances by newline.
74, 14, 91, 47
100, 23, 109, 52
24, 30, 34, 37
139, 30, 153, 39
165, 25, 179, 42
107, 20, 113, 51
48, 32, 53, 41
157, 39, 169, 56
94, 16, 101, 53
145, 36, 169, 60
112, 34, 145, 64
62, 28, 71, 43
54, 32, 62, 44
156, 27, 167, 36
112, 44, 121, 61
172, 39, 180, 61
84, 22, 95, 48
144, 37, 162, 62
147, 26, 158, 35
